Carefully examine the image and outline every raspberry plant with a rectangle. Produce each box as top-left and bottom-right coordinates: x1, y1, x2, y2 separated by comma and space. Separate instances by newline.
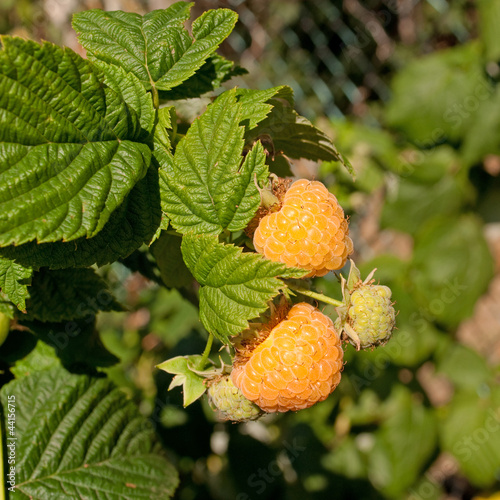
0, 3, 401, 498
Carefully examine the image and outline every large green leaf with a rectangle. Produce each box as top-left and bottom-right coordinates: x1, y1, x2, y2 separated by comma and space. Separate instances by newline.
10, 339, 60, 378
0, 36, 153, 246
410, 215, 494, 327
245, 98, 354, 177
0, 256, 32, 311
93, 60, 155, 140
0, 368, 178, 498
368, 386, 438, 498
435, 344, 492, 391
381, 175, 465, 235
0, 163, 161, 270
478, 0, 500, 61
150, 232, 193, 288
23, 268, 123, 323
21, 317, 118, 369
159, 53, 247, 101
386, 42, 489, 145
73, 4, 237, 92
158, 89, 268, 235
441, 386, 500, 487
461, 86, 500, 166
237, 86, 294, 130
181, 234, 306, 343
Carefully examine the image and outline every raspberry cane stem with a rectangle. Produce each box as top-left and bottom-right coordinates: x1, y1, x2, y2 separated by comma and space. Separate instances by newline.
197, 333, 214, 371
286, 282, 343, 308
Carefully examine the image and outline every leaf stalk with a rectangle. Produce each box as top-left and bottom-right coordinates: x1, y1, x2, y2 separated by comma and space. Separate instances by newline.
286, 282, 343, 308
197, 333, 214, 370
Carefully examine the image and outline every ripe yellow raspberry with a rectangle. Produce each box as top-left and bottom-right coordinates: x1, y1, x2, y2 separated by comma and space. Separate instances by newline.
231, 303, 343, 413
253, 179, 353, 277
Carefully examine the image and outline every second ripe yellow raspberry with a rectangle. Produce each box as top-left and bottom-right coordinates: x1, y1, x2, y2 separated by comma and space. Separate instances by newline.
231, 302, 344, 412
253, 179, 353, 277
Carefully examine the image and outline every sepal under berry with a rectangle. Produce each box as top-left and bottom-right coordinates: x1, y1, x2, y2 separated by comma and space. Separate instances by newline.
157, 354, 213, 407
207, 374, 263, 422
336, 260, 396, 350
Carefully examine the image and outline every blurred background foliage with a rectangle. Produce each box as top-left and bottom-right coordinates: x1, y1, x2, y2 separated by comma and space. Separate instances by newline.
1, 0, 500, 499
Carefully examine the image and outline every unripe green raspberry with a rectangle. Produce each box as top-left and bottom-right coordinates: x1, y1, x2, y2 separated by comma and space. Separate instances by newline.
207, 375, 263, 422
347, 285, 395, 349
0, 312, 10, 347
336, 260, 396, 350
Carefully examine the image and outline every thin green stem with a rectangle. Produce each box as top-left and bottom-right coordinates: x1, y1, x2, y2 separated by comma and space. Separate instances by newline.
286, 283, 343, 308
197, 333, 214, 370
152, 85, 160, 111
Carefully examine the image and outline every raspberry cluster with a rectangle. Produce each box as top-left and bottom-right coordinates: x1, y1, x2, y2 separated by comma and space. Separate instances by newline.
253, 179, 353, 277
161, 178, 397, 421
231, 303, 343, 412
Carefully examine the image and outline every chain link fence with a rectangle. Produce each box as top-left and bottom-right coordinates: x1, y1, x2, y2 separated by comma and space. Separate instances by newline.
0, 0, 476, 120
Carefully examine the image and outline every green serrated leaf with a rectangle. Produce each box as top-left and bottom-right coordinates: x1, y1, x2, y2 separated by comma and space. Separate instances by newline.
157, 8, 238, 91
386, 42, 488, 145
478, 0, 500, 61
461, 86, 500, 166
237, 86, 294, 130
150, 231, 193, 288
368, 386, 438, 497
73, 5, 237, 92
0, 36, 152, 246
23, 268, 123, 323
245, 99, 354, 177
441, 386, 500, 487
157, 355, 207, 406
10, 339, 61, 378
159, 53, 247, 100
0, 256, 32, 311
0, 163, 161, 269
181, 234, 306, 343
0, 328, 37, 364
21, 316, 119, 369
436, 344, 492, 391
0, 368, 179, 498
151, 213, 171, 244
266, 154, 294, 177
93, 60, 155, 139
159, 89, 269, 236
411, 215, 494, 327
381, 175, 464, 235
154, 106, 175, 152
0, 296, 15, 318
